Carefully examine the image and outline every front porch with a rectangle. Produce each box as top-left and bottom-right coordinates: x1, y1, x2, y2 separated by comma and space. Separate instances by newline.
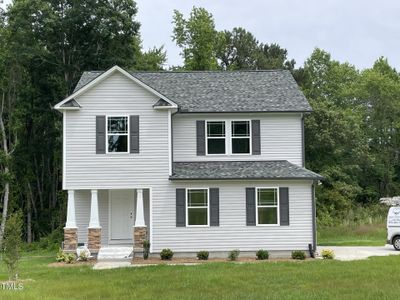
63, 188, 151, 255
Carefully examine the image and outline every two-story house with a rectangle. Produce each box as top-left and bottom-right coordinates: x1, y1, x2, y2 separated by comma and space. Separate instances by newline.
54, 66, 322, 258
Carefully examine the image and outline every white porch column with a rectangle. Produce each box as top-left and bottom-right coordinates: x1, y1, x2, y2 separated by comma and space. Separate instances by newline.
65, 190, 77, 228
89, 190, 101, 228
134, 189, 146, 227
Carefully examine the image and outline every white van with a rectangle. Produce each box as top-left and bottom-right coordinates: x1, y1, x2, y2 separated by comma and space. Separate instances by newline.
387, 206, 400, 250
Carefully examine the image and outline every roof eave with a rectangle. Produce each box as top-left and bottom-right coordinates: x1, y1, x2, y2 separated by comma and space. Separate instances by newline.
169, 176, 323, 181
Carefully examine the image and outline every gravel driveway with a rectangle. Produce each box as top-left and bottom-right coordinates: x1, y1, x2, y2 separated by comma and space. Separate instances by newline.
317, 245, 400, 261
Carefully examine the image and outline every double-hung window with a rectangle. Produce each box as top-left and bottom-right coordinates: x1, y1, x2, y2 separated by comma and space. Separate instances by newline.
231, 121, 250, 154
107, 116, 128, 153
256, 188, 279, 225
187, 189, 209, 226
206, 121, 226, 154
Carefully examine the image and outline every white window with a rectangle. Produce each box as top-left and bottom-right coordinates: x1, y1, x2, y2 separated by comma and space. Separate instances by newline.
256, 188, 279, 225
186, 189, 209, 226
231, 121, 251, 154
206, 121, 226, 154
107, 116, 128, 153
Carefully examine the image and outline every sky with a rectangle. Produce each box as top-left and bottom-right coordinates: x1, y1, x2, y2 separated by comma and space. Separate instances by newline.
1, 0, 399, 70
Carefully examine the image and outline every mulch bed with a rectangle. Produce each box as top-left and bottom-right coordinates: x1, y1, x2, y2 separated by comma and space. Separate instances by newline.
131, 257, 301, 265
48, 260, 96, 267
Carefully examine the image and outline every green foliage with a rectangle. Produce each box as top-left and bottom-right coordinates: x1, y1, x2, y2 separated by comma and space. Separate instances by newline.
256, 249, 269, 260
55, 248, 65, 262
2, 211, 23, 280
143, 240, 150, 260
321, 249, 335, 259
291, 251, 306, 260
172, 7, 219, 70
55, 249, 75, 264
78, 251, 89, 262
160, 248, 174, 260
196, 251, 209, 260
228, 249, 240, 261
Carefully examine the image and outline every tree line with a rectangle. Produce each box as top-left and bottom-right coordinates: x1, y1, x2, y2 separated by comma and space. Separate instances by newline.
0, 2, 398, 244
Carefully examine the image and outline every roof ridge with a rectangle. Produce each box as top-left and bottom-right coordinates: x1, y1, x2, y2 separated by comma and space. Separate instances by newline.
82, 69, 290, 74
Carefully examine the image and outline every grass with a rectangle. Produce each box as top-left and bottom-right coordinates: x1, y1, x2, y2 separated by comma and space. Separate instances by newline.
318, 223, 387, 246
1, 253, 400, 299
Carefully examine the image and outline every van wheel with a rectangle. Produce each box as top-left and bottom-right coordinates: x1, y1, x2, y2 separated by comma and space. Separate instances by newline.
393, 236, 400, 251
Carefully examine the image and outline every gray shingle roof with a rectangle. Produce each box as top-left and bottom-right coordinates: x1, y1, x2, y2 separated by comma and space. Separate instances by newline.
73, 69, 312, 113
170, 161, 323, 180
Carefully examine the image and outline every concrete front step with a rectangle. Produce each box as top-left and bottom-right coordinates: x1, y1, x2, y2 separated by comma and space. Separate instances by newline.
97, 246, 133, 261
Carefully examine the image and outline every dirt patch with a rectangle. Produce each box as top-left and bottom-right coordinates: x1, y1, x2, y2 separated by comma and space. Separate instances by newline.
48, 260, 96, 268
132, 257, 299, 265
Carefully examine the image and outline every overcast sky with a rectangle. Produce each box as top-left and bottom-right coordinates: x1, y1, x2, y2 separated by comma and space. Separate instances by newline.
2, 0, 399, 70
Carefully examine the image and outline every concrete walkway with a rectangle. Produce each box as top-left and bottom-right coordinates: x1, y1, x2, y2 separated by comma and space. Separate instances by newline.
93, 261, 133, 270
317, 245, 400, 261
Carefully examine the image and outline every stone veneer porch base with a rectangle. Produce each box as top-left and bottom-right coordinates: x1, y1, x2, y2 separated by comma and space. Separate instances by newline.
63, 228, 78, 251
88, 228, 102, 254
133, 226, 147, 250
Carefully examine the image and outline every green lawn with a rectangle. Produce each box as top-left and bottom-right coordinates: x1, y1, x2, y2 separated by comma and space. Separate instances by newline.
1, 253, 400, 299
318, 223, 387, 246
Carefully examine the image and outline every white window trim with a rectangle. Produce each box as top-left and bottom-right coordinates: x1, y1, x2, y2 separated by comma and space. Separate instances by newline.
186, 188, 210, 227
255, 187, 280, 226
230, 120, 252, 155
205, 120, 252, 156
106, 115, 130, 154
205, 121, 227, 156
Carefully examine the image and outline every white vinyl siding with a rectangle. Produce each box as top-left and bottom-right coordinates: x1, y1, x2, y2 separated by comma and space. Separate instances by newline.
64, 72, 170, 189
173, 113, 303, 165
151, 180, 313, 252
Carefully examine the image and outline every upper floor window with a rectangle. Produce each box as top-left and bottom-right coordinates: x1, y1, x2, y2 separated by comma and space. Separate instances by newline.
206, 121, 226, 154
187, 189, 209, 226
256, 188, 279, 225
231, 121, 250, 154
107, 116, 128, 153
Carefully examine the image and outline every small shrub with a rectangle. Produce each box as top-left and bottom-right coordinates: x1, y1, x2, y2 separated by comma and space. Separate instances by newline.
321, 249, 335, 259
2, 212, 23, 280
143, 240, 150, 260
64, 253, 75, 264
78, 251, 89, 261
291, 250, 306, 260
160, 248, 174, 260
56, 248, 66, 262
256, 249, 269, 260
228, 249, 240, 261
56, 249, 75, 263
197, 251, 209, 260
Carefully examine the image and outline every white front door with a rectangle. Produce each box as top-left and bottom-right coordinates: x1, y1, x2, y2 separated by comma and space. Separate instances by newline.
110, 190, 135, 241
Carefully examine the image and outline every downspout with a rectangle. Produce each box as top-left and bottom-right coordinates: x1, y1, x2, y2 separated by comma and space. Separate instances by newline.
301, 113, 305, 168
312, 180, 317, 253
170, 108, 179, 176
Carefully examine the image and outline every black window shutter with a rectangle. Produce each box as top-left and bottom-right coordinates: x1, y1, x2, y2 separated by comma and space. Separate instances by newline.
176, 188, 186, 227
96, 116, 106, 154
196, 120, 206, 156
246, 187, 256, 226
251, 120, 261, 155
130, 115, 139, 153
279, 187, 289, 226
209, 188, 219, 226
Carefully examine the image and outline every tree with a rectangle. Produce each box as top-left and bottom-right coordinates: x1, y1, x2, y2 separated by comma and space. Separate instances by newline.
216, 27, 259, 70
256, 43, 295, 70
357, 58, 400, 197
172, 7, 218, 70
2, 211, 23, 280
0, 0, 145, 244
300, 48, 369, 223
